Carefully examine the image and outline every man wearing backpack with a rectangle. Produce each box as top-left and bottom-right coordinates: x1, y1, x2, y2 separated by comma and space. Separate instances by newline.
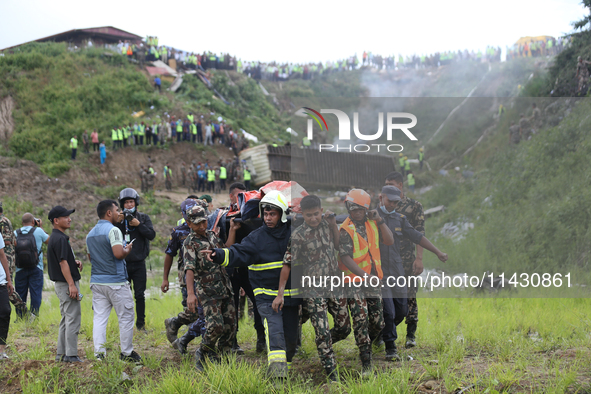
14, 213, 49, 318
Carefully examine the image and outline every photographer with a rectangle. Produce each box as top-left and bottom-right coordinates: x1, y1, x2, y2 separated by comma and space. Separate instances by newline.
114, 188, 156, 331
14, 213, 49, 318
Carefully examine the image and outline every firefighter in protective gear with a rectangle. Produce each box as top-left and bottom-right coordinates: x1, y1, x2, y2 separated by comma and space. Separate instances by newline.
339, 188, 394, 375
205, 190, 299, 379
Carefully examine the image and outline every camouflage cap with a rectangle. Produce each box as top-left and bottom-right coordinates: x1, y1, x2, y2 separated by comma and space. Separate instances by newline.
186, 205, 208, 224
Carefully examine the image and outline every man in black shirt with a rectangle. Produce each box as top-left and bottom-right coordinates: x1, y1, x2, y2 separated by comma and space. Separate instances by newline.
114, 188, 156, 331
47, 206, 83, 363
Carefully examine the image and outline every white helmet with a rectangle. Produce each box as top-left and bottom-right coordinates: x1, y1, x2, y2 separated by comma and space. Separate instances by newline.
259, 190, 289, 223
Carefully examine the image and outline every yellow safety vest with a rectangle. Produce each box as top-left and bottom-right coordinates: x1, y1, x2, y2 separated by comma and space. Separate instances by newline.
207, 170, 215, 182
70, 138, 78, 149
219, 166, 227, 179
243, 169, 251, 181
408, 173, 415, 186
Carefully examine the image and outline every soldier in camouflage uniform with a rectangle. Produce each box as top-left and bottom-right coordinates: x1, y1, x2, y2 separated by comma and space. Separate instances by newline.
139, 166, 147, 194
162, 199, 207, 350
386, 172, 425, 348
0, 203, 27, 316
338, 189, 395, 375
183, 204, 236, 371
509, 122, 521, 144
276, 195, 350, 382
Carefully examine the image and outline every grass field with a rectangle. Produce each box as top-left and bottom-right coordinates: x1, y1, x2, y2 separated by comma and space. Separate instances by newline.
1, 266, 590, 394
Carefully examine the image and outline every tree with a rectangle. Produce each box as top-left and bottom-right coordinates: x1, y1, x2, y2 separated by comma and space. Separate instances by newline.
572, 0, 591, 30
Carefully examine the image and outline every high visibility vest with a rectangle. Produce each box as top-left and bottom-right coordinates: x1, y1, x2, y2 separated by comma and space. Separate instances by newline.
302, 137, 311, 146
138, 125, 145, 136
153, 125, 158, 134
338, 217, 383, 282
187, 114, 194, 122
154, 50, 160, 59
161, 47, 167, 56
419, 152, 424, 161
117, 128, 123, 141
190, 124, 197, 134
399, 157, 405, 167
127, 46, 133, 56
124, 127, 130, 138
111, 129, 118, 141
404, 160, 410, 171
243, 169, 251, 181
70, 138, 78, 149
176, 123, 183, 132
164, 166, 170, 178
408, 173, 415, 186
149, 167, 154, 174
219, 166, 227, 179
207, 169, 215, 181
121, 46, 127, 55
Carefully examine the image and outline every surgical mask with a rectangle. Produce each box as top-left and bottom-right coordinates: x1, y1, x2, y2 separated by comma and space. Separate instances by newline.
381, 205, 396, 215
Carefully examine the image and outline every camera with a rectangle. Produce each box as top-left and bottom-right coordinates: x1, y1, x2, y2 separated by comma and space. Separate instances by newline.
34, 218, 41, 227
123, 208, 135, 222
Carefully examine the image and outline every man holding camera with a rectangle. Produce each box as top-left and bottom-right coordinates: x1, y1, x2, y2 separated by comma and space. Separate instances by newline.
114, 188, 156, 331
14, 213, 49, 318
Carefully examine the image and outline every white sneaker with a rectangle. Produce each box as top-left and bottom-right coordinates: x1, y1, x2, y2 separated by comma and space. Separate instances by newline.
0, 352, 9, 360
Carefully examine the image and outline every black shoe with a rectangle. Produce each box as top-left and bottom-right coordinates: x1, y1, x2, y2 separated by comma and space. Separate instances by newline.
385, 342, 402, 362
325, 366, 339, 382
62, 356, 83, 363
360, 350, 372, 377
195, 348, 206, 372
406, 320, 418, 348
120, 350, 142, 363
405, 337, 417, 349
55, 354, 64, 362
136, 325, 146, 332
95, 353, 105, 361
173, 332, 196, 355
231, 343, 245, 355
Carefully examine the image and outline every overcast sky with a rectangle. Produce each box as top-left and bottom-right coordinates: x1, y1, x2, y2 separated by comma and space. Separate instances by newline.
1, 0, 586, 63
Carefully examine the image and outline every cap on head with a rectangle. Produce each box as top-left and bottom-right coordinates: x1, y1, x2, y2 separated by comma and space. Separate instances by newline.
200, 194, 212, 203
180, 199, 198, 222
48, 205, 75, 222
186, 205, 208, 224
381, 186, 402, 202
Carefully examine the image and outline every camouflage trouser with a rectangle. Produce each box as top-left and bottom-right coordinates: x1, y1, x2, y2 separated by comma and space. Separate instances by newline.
305, 297, 351, 370
347, 294, 371, 353
165, 178, 172, 191
366, 297, 385, 341
200, 296, 236, 355
578, 76, 588, 93
403, 260, 418, 324
6, 252, 26, 310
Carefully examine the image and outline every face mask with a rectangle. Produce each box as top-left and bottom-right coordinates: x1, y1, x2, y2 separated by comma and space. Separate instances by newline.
381, 205, 396, 215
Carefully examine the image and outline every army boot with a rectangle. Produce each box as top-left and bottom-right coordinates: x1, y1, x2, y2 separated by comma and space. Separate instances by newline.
164, 317, 182, 344
173, 331, 196, 355
385, 341, 402, 361
405, 320, 418, 348
195, 348, 207, 372
325, 365, 339, 383
231, 337, 245, 355
360, 349, 373, 377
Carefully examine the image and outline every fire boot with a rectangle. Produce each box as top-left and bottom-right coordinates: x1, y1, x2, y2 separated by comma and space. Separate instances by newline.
385, 341, 402, 361
256, 329, 267, 354
164, 317, 182, 344
360, 349, 373, 377
405, 320, 418, 349
325, 365, 340, 383
173, 331, 195, 355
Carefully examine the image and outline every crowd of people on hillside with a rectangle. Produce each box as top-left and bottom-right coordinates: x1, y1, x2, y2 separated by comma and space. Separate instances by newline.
67, 113, 252, 165
109, 34, 570, 84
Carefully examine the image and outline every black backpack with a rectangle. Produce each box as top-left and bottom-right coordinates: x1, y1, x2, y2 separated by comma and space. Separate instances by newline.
15, 228, 39, 269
